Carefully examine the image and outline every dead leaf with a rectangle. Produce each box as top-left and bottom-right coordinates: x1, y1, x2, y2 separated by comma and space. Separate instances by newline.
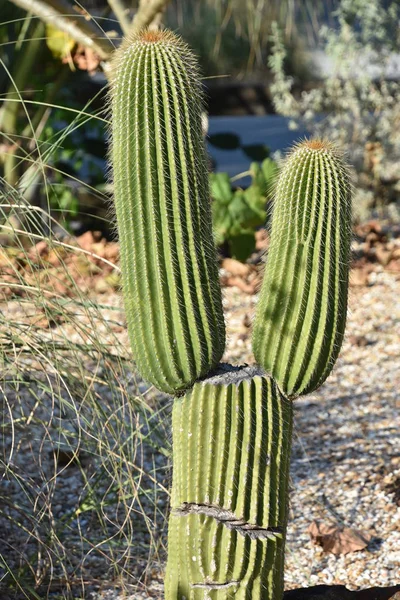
221, 258, 250, 277
77, 231, 102, 251
350, 267, 370, 287
221, 275, 256, 294
308, 521, 371, 555
70, 45, 101, 75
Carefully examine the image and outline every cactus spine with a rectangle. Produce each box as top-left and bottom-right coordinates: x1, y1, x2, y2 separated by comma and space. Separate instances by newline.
111, 31, 351, 600
110, 30, 225, 394
252, 141, 351, 398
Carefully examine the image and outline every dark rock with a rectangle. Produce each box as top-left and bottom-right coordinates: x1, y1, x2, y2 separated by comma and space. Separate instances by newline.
283, 585, 400, 600
357, 587, 400, 600
284, 586, 354, 600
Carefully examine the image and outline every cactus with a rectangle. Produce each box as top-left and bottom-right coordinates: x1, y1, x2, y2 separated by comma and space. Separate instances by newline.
111, 30, 351, 600
252, 141, 352, 398
165, 367, 293, 599
110, 29, 225, 394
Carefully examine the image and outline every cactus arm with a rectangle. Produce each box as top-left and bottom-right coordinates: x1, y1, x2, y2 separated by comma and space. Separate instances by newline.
252, 141, 351, 397
111, 31, 225, 394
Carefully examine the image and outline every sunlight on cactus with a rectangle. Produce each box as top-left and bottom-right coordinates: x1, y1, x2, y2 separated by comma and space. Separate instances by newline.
111, 30, 352, 600
253, 139, 352, 398
110, 29, 225, 395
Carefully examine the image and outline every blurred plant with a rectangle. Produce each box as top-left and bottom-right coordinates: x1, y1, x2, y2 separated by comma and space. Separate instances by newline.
269, 1, 400, 171
41, 106, 107, 229
167, 0, 332, 76
211, 158, 278, 260
0, 0, 170, 211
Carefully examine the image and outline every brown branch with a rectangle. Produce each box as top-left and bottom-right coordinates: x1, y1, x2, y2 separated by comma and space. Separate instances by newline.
7, 0, 115, 60
107, 0, 130, 34
131, 0, 170, 32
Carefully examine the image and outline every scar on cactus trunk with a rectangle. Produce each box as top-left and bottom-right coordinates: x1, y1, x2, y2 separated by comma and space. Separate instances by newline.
110, 30, 352, 599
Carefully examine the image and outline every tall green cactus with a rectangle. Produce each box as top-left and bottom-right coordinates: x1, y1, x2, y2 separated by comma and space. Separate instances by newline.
111, 31, 351, 600
110, 30, 225, 394
253, 140, 352, 398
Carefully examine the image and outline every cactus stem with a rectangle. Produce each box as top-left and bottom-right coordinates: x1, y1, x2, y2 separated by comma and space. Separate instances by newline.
110, 29, 225, 394
165, 366, 293, 599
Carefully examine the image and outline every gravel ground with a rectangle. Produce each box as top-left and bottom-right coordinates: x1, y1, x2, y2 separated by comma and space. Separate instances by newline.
1, 266, 399, 599
223, 267, 400, 592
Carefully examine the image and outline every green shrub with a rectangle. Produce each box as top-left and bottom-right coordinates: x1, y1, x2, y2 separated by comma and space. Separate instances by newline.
211, 158, 278, 261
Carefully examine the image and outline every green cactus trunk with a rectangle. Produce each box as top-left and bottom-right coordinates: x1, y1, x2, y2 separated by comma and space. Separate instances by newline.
252, 141, 352, 398
110, 30, 225, 395
165, 367, 293, 599
111, 30, 351, 600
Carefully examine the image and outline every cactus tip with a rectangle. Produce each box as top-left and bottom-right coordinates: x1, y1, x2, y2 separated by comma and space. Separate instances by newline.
295, 137, 337, 154
136, 29, 174, 44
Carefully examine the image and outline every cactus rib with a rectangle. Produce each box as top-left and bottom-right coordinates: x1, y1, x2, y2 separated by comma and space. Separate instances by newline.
252, 140, 352, 397
110, 30, 225, 394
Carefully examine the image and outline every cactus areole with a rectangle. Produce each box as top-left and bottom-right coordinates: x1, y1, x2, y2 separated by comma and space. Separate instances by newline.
110, 30, 351, 600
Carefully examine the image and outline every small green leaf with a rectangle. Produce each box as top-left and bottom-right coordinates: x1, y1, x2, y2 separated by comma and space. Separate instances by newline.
260, 158, 279, 197
228, 192, 259, 234
243, 185, 267, 222
210, 172, 233, 205
212, 201, 232, 245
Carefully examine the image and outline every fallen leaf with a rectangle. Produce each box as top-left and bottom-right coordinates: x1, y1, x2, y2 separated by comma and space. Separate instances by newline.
308, 521, 371, 555
70, 45, 101, 74
221, 275, 256, 294
221, 258, 250, 277
77, 231, 102, 251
